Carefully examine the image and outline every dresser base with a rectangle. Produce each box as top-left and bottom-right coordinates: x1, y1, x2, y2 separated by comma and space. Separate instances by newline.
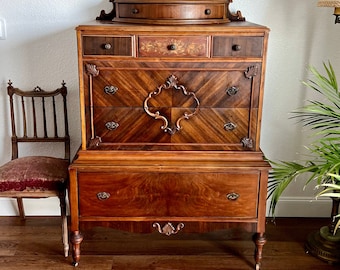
69, 150, 269, 269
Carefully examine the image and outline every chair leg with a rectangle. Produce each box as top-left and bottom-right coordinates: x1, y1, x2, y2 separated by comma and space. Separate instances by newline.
16, 198, 25, 220
59, 190, 69, 257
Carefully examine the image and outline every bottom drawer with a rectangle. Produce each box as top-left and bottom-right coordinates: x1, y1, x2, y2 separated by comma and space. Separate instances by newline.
78, 171, 259, 218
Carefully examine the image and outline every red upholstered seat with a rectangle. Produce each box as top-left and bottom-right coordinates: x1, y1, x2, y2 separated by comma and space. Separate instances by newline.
0, 156, 69, 192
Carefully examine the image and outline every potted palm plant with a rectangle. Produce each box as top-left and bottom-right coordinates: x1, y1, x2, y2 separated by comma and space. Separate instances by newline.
267, 62, 340, 263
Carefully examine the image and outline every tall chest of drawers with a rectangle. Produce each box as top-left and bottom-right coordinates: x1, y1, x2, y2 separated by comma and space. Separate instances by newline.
69, 20, 270, 269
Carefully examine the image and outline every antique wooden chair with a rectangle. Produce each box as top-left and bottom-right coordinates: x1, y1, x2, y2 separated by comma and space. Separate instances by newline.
0, 80, 70, 257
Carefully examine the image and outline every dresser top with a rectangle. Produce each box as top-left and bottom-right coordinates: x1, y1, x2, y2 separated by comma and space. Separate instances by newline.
76, 21, 269, 34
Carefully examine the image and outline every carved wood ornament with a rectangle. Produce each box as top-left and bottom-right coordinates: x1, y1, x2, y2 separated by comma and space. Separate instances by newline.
144, 75, 200, 135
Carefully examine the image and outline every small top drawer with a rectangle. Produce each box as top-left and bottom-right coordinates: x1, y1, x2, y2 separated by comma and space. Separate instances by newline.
213, 36, 264, 58
117, 3, 226, 20
83, 36, 133, 56
138, 36, 209, 58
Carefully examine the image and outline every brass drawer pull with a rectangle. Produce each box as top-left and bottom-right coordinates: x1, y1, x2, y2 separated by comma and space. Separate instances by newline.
97, 192, 111, 201
226, 86, 239, 96
104, 85, 118, 95
205, 9, 211, 15
224, 122, 237, 131
131, 8, 139, 14
232, 44, 242, 51
168, 44, 176, 51
105, 121, 119, 131
226, 192, 240, 201
104, 43, 112, 50
153, 222, 185, 236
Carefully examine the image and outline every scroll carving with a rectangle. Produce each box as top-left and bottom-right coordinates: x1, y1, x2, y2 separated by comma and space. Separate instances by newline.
144, 75, 200, 135
227, 0, 245, 21
86, 64, 100, 77
241, 137, 254, 149
244, 65, 258, 79
96, 0, 115, 21
88, 136, 102, 148
153, 222, 185, 236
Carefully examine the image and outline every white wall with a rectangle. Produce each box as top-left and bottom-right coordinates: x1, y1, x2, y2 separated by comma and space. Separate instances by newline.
0, 0, 339, 217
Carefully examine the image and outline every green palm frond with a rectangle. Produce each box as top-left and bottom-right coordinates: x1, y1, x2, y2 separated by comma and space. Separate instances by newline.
268, 62, 340, 216
292, 61, 340, 138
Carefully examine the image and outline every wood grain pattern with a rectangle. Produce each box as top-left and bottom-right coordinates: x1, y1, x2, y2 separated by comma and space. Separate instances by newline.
78, 171, 259, 218
71, 21, 271, 268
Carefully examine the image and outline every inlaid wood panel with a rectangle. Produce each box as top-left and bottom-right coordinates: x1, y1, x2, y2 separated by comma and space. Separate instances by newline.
138, 36, 209, 58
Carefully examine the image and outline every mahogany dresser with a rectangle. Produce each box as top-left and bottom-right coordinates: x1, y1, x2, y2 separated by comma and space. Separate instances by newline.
69, 1, 270, 269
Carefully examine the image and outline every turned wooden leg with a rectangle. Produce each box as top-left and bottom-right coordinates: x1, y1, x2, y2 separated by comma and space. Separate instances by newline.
253, 232, 266, 270
59, 190, 69, 257
71, 231, 83, 267
16, 197, 25, 220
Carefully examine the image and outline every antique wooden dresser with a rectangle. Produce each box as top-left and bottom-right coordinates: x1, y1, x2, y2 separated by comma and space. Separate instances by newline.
69, 1, 270, 269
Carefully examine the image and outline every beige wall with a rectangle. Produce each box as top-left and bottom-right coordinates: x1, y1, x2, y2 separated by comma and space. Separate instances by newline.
0, 0, 338, 216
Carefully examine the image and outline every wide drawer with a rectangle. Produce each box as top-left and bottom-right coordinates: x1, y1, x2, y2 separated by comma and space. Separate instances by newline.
78, 171, 259, 218
138, 36, 209, 58
90, 68, 255, 108
90, 107, 256, 148
114, 2, 229, 24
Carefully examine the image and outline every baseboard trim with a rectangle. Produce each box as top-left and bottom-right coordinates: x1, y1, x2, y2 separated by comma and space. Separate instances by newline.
269, 196, 333, 217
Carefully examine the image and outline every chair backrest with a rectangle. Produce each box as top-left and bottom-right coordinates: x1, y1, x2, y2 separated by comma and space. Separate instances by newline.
7, 80, 70, 161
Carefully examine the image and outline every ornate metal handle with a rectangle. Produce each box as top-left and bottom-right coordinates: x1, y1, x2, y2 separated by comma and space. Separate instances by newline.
104, 43, 112, 50
97, 192, 111, 201
105, 121, 119, 131
144, 75, 200, 135
226, 192, 240, 201
104, 85, 118, 95
153, 222, 185, 236
224, 122, 237, 131
232, 44, 241, 51
226, 86, 239, 96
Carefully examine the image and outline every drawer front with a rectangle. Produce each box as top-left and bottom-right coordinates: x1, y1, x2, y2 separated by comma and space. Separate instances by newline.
83, 36, 133, 56
138, 36, 209, 58
90, 67, 256, 108
91, 107, 256, 148
117, 3, 226, 21
213, 36, 264, 58
84, 62, 261, 150
78, 172, 259, 218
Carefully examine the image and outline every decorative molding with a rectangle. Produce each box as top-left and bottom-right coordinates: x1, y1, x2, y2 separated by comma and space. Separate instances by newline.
244, 65, 258, 79
85, 64, 99, 77
153, 222, 185, 236
96, 0, 115, 21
